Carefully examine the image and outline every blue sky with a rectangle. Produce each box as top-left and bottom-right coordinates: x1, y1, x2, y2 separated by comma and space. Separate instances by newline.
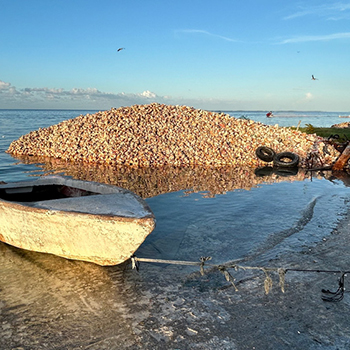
1, 0, 350, 111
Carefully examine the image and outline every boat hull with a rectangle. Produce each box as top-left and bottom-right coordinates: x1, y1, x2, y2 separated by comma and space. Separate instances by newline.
0, 177, 156, 265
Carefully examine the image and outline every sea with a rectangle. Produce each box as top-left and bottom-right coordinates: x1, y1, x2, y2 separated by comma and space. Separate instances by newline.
2, 108, 350, 348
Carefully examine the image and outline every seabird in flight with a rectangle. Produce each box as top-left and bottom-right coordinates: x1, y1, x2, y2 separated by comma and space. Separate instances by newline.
117, 48, 125, 52
311, 75, 318, 80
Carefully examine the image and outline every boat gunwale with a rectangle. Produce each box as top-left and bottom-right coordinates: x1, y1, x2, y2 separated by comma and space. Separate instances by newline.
0, 176, 156, 265
0, 176, 155, 220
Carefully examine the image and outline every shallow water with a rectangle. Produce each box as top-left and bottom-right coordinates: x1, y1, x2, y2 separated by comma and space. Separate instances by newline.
1, 109, 350, 348
140, 174, 350, 264
226, 110, 349, 128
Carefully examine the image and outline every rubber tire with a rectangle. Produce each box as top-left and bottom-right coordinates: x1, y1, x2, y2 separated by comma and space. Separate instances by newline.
255, 146, 276, 162
273, 152, 299, 168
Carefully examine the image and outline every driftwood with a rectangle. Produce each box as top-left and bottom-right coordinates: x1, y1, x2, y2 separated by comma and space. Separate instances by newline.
332, 143, 350, 171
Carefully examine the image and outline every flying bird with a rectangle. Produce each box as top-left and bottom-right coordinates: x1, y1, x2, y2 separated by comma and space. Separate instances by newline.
117, 48, 125, 52
311, 75, 318, 80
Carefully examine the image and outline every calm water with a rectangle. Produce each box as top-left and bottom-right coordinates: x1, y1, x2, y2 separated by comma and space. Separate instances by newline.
226, 110, 350, 128
1, 109, 350, 348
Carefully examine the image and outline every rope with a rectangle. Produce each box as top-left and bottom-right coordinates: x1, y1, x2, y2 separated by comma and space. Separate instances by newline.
130, 255, 349, 302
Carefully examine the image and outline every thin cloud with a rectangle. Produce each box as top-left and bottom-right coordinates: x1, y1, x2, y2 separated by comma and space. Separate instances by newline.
277, 32, 350, 44
284, 2, 350, 20
175, 29, 238, 42
0, 81, 11, 90
0, 80, 19, 97
140, 90, 157, 98
0, 79, 164, 108
0, 79, 241, 110
305, 92, 313, 100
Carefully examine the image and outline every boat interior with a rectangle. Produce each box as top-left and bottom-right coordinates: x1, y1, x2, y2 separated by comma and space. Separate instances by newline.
0, 185, 99, 203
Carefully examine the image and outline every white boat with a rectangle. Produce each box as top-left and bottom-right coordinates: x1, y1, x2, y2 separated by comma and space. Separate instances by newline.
0, 176, 156, 266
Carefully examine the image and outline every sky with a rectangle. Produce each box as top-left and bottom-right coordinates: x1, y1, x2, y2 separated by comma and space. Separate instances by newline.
1, 0, 350, 111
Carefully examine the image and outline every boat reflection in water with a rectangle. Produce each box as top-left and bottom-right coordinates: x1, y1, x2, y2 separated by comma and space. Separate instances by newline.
0, 243, 147, 348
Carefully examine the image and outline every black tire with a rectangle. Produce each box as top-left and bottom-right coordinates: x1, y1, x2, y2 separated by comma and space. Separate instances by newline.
328, 134, 339, 140
273, 152, 299, 168
255, 146, 275, 162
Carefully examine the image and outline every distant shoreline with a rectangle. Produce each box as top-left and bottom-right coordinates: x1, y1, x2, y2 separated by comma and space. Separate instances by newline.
0, 108, 349, 114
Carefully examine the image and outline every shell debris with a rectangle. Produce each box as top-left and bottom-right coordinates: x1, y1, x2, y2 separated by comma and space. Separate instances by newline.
6, 103, 339, 168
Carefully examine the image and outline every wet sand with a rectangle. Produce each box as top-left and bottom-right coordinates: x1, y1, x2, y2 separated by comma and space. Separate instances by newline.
117, 209, 350, 350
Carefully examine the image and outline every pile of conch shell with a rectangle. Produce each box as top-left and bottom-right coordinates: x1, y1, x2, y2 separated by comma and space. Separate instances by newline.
331, 121, 350, 128
7, 103, 339, 168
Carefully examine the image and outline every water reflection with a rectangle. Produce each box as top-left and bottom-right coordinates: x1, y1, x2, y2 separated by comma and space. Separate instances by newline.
11, 154, 315, 198
0, 242, 150, 348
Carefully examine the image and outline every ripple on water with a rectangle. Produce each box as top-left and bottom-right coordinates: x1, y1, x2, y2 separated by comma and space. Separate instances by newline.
139, 177, 350, 264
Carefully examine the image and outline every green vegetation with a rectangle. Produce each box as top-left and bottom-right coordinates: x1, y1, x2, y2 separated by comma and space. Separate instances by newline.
291, 124, 350, 142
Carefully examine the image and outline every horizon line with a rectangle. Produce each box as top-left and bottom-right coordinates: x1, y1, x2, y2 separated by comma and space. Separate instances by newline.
0, 108, 348, 113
